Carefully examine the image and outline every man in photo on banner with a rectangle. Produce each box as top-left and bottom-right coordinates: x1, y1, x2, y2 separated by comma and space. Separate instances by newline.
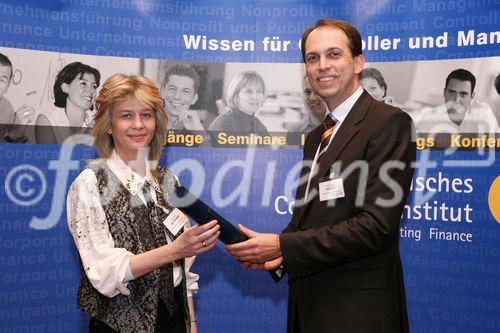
415, 68, 499, 134
286, 74, 327, 134
226, 19, 415, 333
161, 63, 205, 132
0, 52, 34, 143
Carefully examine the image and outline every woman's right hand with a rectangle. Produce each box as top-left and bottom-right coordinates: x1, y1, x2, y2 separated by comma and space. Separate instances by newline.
171, 220, 220, 259
130, 221, 220, 279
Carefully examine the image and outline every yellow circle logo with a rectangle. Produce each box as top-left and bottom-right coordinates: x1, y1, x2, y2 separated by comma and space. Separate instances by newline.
489, 176, 500, 223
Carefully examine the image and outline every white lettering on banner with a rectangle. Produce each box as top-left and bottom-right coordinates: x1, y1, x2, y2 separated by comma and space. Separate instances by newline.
409, 32, 448, 49
150, 18, 224, 33
262, 36, 291, 52
211, 148, 255, 207
240, 5, 314, 20
274, 196, 294, 215
403, 201, 473, 223
60, 26, 179, 47
266, 21, 307, 35
401, 227, 422, 241
319, 3, 350, 17
433, 12, 500, 29
362, 36, 401, 50
0, 22, 52, 37
429, 228, 473, 242
357, 18, 426, 35
458, 30, 500, 46
183, 35, 255, 52
413, 0, 499, 13
411, 172, 473, 193
356, 2, 406, 15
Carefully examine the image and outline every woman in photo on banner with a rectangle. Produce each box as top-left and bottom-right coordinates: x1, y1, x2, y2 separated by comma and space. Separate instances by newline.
35, 61, 100, 144
66, 73, 220, 333
208, 70, 269, 135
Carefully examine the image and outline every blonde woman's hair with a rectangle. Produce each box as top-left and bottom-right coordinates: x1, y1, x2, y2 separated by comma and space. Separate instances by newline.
225, 71, 266, 111
92, 74, 167, 161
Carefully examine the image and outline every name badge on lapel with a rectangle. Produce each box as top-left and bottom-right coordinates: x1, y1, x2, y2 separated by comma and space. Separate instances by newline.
318, 165, 345, 201
163, 208, 189, 235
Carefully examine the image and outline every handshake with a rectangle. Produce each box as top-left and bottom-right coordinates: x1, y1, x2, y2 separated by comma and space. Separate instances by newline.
170, 186, 285, 280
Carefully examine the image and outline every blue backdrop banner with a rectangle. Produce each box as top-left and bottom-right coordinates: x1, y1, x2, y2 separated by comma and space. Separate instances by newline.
1, 1, 499, 332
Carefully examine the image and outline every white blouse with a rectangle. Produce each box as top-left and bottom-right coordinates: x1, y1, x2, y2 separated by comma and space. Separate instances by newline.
416, 100, 499, 134
66, 150, 199, 298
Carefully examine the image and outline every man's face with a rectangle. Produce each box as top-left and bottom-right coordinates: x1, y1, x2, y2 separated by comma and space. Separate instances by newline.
444, 78, 474, 115
162, 74, 198, 116
0, 65, 12, 98
304, 26, 364, 110
303, 76, 326, 124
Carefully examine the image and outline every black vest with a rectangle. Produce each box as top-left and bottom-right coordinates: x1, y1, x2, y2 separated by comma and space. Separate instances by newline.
76, 162, 188, 333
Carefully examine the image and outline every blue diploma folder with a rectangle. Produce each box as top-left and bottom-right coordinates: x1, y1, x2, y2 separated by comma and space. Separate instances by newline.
170, 186, 285, 282
169, 186, 248, 244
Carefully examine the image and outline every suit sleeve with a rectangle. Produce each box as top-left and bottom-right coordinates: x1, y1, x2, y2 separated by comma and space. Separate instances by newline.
280, 111, 416, 276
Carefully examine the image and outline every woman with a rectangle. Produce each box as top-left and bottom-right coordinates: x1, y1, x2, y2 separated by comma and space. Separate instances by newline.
208, 71, 269, 134
360, 67, 395, 105
66, 74, 220, 333
35, 61, 100, 143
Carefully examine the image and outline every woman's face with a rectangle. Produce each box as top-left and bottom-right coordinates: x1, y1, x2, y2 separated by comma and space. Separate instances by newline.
63, 72, 97, 111
108, 96, 156, 162
361, 77, 385, 102
235, 83, 265, 115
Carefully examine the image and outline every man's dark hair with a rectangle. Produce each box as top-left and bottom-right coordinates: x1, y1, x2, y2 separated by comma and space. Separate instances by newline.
0, 52, 13, 78
445, 68, 476, 94
300, 19, 363, 62
163, 63, 200, 93
494, 73, 500, 96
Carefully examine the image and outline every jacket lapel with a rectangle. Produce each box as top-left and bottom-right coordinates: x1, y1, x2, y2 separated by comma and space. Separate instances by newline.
295, 91, 372, 226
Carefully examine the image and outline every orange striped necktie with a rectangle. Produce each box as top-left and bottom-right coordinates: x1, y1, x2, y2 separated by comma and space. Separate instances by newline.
316, 115, 337, 165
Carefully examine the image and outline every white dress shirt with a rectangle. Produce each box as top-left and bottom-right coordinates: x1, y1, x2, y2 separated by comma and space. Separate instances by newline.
66, 150, 199, 298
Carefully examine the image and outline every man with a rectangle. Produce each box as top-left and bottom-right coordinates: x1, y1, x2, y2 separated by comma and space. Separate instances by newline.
287, 75, 327, 134
226, 19, 415, 333
161, 63, 205, 132
0, 52, 34, 142
416, 68, 499, 134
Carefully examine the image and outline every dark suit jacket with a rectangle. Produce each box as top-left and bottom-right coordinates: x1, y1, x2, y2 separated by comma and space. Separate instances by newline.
280, 91, 415, 333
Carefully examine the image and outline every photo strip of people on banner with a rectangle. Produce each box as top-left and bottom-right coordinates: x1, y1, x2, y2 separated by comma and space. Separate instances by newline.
1, 47, 499, 147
